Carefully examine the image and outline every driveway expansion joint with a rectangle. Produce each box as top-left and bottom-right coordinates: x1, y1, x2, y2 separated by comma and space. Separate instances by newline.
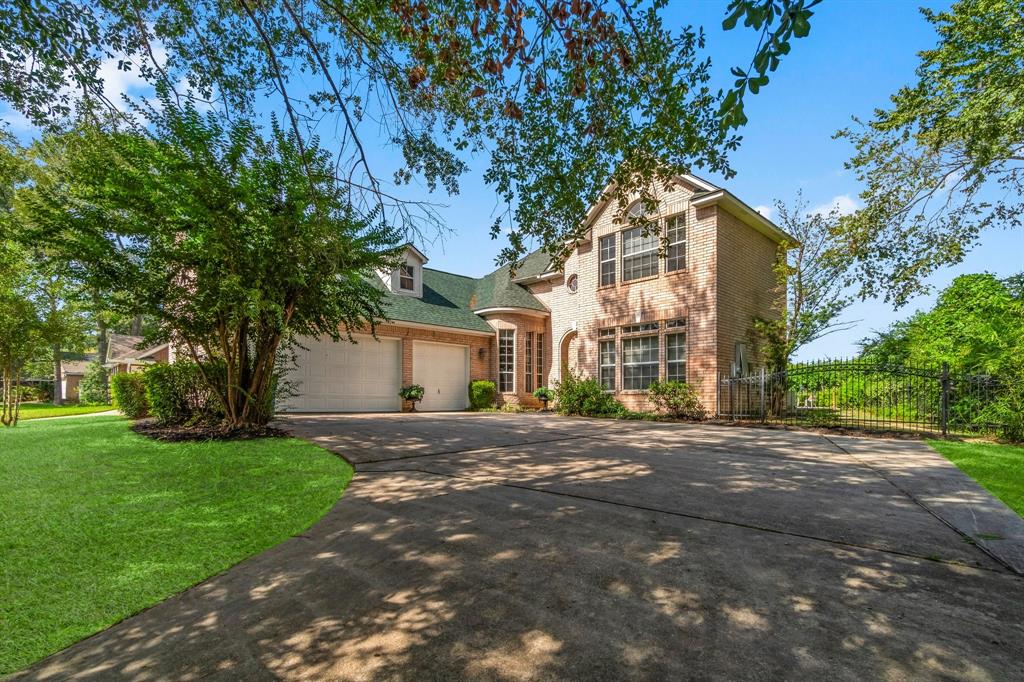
357, 466, 1016, 578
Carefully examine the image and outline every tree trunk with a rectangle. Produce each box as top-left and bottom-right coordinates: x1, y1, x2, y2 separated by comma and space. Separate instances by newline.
130, 314, 142, 336
52, 345, 63, 405
97, 317, 108, 364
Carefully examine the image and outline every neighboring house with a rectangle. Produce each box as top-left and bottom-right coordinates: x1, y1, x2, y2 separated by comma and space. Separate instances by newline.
104, 334, 172, 374
59, 359, 91, 402
280, 174, 795, 413
57, 335, 171, 401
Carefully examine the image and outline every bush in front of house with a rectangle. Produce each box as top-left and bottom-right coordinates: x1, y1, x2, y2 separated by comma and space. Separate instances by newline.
143, 362, 225, 425
110, 373, 149, 418
554, 372, 623, 417
647, 380, 707, 420
468, 380, 496, 410
78, 361, 110, 405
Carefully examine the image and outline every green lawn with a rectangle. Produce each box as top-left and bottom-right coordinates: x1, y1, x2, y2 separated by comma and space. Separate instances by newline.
0, 416, 353, 674
928, 439, 1024, 518
17, 403, 114, 420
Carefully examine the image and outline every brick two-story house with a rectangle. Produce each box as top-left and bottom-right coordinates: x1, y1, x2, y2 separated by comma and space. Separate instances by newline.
279, 174, 794, 414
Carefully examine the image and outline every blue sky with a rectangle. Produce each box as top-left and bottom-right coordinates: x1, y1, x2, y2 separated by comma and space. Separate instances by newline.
4, 1, 1021, 359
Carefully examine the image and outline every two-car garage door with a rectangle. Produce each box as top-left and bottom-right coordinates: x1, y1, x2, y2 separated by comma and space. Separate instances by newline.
280, 335, 469, 412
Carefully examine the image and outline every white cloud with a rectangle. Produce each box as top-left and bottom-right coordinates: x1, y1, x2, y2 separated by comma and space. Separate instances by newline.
753, 204, 774, 221
0, 107, 35, 133
810, 194, 860, 218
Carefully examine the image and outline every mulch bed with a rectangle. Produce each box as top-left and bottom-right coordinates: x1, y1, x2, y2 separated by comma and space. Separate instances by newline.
131, 418, 289, 442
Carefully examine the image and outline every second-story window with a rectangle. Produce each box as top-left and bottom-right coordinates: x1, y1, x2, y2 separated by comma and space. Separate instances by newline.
399, 264, 415, 291
498, 329, 515, 392
622, 227, 658, 281
599, 235, 616, 286
666, 215, 686, 272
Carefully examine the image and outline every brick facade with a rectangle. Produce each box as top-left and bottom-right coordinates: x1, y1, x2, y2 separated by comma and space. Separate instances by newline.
363, 177, 785, 414
366, 323, 494, 411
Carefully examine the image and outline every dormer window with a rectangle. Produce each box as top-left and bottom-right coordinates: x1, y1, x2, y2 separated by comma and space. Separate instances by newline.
399, 264, 415, 291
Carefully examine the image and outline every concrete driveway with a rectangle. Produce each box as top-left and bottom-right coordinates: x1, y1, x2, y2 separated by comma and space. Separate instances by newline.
19, 413, 1024, 680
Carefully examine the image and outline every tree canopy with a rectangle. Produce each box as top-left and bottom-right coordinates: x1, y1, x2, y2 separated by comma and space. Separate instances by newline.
18, 107, 400, 427
1, 0, 819, 267
836, 0, 1024, 306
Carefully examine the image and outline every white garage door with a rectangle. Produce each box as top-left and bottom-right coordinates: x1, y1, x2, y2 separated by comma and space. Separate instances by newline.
412, 341, 469, 411
281, 335, 401, 412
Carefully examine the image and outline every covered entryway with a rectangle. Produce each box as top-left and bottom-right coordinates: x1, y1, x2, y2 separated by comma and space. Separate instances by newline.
412, 340, 469, 411
281, 334, 401, 412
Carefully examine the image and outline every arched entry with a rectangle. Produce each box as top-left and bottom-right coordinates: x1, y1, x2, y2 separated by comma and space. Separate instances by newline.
558, 328, 579, 380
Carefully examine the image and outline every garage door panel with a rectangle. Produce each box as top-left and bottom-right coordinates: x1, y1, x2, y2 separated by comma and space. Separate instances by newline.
413, 341, 469, 411
281, 335, 401, 412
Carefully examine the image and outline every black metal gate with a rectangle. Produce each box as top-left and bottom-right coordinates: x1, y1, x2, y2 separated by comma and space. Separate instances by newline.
717, 359, 1006, 436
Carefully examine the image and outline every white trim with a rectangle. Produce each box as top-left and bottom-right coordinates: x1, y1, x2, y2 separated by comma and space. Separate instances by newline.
691, 190, 799, 245
512, 271, 560, 284
382, 319, 495, 337
497, 328, 516, 394
473, 306, 550, 318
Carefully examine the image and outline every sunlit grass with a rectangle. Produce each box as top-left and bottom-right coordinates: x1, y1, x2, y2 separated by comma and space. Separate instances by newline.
17, 403, 114, 420
928, 439, 1024, 518
0, 415, 352, 674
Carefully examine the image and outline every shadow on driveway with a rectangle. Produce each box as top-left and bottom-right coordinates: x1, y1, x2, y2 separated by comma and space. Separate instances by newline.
17, 413, 1024, 680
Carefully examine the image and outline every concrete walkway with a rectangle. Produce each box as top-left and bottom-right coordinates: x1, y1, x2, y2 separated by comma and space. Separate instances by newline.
16, 414, 1024, 680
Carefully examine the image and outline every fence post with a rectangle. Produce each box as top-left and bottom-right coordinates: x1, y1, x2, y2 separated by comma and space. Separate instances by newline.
715, 372, 721, 418
940, 361, 950, 436
727, 373, 733, 420
759, 367, 766, 422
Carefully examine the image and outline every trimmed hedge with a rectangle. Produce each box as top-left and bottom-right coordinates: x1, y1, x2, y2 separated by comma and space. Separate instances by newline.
143, 362, 224, 426
110, 373, 149, 418
468, 380, 496, 410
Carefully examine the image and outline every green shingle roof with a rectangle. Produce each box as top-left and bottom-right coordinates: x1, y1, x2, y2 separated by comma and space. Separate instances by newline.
378, 250, 551, 333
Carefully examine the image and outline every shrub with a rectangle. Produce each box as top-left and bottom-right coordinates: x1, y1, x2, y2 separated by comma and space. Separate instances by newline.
143, 362, 224, 425
468, 380, 496, 410
647, 380, 707, 420
110, 373, 149, 418
78, 361, 110, 405
554, 372, 622, 416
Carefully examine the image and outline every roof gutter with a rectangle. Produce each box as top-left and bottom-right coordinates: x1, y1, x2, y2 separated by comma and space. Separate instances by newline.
473, 307, 550, 318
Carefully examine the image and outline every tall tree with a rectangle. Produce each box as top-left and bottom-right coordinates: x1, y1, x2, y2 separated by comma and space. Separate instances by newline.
20, 108, 400, 428
836, 0, 1024, 306
755, 194, 853, 374
33, 259, 90, 405
0, 0, 818, 267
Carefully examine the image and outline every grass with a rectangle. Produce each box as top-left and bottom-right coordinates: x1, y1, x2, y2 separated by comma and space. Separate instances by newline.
17, 403, 115, 420
0, 416, 353, 674
928, 439, 1024, 518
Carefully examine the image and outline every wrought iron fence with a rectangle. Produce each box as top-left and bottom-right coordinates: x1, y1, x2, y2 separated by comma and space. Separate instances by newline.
717, 359, 1010, 436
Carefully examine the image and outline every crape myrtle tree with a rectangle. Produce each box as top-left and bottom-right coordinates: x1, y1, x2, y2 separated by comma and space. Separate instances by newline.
836, 0, 1024, 306
20, 106, 401, 429
755, 193, 853, 375
0, 0, 820, 268
753, 194, 853, 415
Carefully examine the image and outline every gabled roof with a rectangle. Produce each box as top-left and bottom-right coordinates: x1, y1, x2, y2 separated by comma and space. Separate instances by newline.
475, 252, 551, 312
379, 268, 497, 334
106, 334, 167, 364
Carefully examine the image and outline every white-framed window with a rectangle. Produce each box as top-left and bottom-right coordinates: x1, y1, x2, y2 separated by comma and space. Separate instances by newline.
667, 330, 687, 382
566, 274, 579, 293
599, 338, 616, 391
499, 329, 515, 392
622, 322, 659, 335
622, 335, 659, 390
399, 264, 415, 291
536, 333, 544, 389
665, 215, 686, 272
525, 332, 534, 392
622, 227, 659, 281
599, 235, 616, 286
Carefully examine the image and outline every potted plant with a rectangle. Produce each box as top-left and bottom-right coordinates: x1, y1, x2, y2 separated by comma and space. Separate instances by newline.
399, 384, 426, 411
533, 386, 554, 411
